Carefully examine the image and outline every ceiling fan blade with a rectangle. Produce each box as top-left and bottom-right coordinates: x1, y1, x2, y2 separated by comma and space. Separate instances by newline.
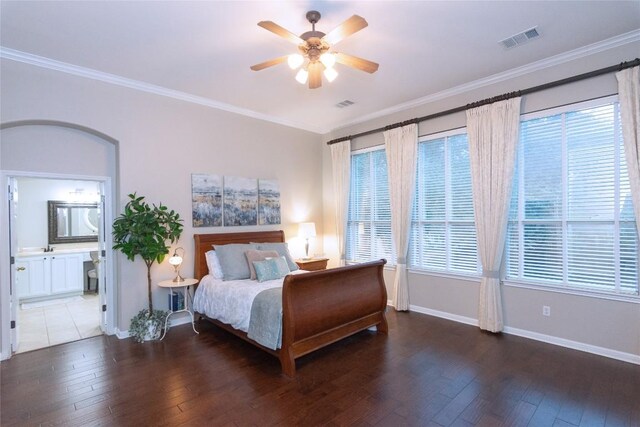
335, 52, 379, 73
322, 15, 368, 45
258, 21, 304, 45
308, 62, 322, 89
250, 56, 288, 71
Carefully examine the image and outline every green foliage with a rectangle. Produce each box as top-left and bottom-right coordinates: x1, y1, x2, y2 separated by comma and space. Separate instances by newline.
129, 309, 168, 343
113, 193, 183, 317
113, 193, 183, 266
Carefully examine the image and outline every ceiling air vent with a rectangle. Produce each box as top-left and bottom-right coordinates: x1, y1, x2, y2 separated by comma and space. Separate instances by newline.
336, 100, 355, 108
499, 27, 540, 49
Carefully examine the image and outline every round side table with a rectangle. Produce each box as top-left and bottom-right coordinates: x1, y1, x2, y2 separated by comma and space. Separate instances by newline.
157, 278, 199, 340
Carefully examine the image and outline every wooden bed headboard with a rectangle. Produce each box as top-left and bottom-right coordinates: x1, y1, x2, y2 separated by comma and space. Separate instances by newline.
193, 230, 285, 281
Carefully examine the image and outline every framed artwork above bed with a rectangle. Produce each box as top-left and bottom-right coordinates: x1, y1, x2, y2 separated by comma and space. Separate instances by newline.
192, 174, 281, 227
258, 179, 280, 225
192, 173, 222, 227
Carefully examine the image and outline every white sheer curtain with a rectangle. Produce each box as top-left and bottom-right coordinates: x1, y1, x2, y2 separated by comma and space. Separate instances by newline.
331, 140, 351, 267
384, 124, 418, 311
466, 97, 521, 332
616, 66, 640, 237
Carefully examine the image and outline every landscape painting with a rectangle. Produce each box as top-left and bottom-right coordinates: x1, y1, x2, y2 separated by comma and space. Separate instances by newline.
191, 173, 222, 227
258, 179, 281, 225
223, 176, 258, 226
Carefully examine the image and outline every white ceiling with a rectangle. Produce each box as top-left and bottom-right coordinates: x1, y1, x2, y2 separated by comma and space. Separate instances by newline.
1, 1, 639, 134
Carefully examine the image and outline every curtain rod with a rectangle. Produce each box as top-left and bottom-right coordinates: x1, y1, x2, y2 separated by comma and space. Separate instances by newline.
326, 57, 640, 146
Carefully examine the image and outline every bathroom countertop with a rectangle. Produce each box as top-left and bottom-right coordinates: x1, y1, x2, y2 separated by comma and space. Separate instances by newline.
17, 247, 99, 257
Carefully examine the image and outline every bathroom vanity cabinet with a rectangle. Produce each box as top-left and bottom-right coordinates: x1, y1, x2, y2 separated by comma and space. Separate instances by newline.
15, 253, 84, 300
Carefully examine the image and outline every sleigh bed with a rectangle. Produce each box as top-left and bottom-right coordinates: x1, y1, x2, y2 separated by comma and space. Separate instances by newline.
193, 230, 388, 377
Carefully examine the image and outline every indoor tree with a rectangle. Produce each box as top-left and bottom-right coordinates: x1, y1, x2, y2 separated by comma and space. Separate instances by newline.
113, 193, 183, 340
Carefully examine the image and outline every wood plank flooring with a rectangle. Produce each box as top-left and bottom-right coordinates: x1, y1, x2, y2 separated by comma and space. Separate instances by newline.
1, 310, 639, 426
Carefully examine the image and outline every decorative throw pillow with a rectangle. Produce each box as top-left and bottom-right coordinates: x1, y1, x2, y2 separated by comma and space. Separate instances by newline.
245, 249, 279, 280
253, 256, 291, 283
205, 250, 224, 279
213, 243, 258, 281
253, 242, 299, 271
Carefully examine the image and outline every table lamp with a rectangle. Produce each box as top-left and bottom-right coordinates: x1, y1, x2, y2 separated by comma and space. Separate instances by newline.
298, 222, 316, 260
168, 247, 185, 282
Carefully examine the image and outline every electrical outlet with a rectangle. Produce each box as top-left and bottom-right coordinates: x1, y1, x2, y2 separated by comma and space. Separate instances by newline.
543, 305, 551, 316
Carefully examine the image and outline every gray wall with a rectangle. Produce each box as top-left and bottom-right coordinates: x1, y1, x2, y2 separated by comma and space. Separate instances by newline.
322, 42, 640, 359
0, 58, 324, 342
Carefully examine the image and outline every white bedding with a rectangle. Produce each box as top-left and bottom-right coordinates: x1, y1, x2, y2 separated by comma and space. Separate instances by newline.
193, 270, 307, 332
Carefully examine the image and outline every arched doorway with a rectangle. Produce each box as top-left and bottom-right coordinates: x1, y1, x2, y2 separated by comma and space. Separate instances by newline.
0, 120, 119, 359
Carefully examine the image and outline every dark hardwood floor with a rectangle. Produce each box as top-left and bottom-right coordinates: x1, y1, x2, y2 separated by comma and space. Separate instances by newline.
1, 310, 639, 426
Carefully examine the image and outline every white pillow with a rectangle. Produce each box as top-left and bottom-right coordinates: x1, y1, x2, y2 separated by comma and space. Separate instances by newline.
205, 250, 224, 279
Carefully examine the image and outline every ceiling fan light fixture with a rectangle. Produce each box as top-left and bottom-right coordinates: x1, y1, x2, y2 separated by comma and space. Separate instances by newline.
295, 68, 309, 84
319, 52, 336, 69
287, 53, 304, 69
324, 67, 338, 82
251, 11, 379, 89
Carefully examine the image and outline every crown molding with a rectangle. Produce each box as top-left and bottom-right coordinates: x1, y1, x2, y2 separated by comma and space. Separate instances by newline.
329, 29, 640, 133
0, 47, 326, 135
2, 28, 638, 137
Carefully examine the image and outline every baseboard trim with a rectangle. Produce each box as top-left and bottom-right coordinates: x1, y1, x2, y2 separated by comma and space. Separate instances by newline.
503, 326, 640, 365
407, 304, 639, 365
409, 304, 479, 327
115, 315, 193, 340
115, 328, 129, 339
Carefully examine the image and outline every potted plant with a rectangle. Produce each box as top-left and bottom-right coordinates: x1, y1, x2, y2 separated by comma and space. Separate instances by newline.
113, 193, 183, 342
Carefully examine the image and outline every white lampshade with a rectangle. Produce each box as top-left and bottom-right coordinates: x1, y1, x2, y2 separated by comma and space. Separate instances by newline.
168, 255, 183, 267
319, 53, 336, 69
295, 68, 308, 84
287, 54, 304, 70
298, 222, 316, 239
168, 247, 185, 282
324, 67, 338, 82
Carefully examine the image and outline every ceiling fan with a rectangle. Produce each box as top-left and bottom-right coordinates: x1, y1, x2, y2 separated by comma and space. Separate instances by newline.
250, 10, 379, 89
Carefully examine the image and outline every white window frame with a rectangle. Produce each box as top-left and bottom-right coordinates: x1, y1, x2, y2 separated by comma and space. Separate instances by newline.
346, 145, 396, 266
409, 128, 481, 278
504, 95, 639, 301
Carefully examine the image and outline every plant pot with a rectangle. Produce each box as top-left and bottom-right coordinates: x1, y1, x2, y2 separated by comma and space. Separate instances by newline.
130, 309, 168, 343
144, 320, 162, 341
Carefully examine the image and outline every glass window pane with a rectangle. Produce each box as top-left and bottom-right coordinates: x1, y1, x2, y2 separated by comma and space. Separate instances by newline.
450, 223, 478, 273
422, 139, 446, 221
419, 224, 446, 270
449, 134, 474, 221
566, 105, 615, 221
567, 222, 614, 289
522, 115, 563, 220
523, 223, 563, 282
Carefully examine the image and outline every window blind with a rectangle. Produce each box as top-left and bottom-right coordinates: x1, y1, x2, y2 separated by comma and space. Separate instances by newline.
507, 101, 638, 295
346, 149, 396, 264
410, 132, 479, 274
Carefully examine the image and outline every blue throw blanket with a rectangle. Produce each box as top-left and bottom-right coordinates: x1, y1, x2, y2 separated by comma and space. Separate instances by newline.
247, 287, 282, 350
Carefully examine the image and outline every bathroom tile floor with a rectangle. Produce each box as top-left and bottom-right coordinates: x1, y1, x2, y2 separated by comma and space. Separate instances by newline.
17, 293, 102, 353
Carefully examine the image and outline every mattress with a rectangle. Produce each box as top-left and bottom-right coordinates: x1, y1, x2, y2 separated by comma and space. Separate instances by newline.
192, 270, 307, 332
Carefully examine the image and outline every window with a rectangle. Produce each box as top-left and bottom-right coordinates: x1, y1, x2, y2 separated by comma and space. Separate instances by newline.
346, 148, 396, 264
507, 99, 639, 295
409, 131, 479, 275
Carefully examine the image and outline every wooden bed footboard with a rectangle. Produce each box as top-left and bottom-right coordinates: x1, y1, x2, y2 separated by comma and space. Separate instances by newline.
280, 259, 388, 377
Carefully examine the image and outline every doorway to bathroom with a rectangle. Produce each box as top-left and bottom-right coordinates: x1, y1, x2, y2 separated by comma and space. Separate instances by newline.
6, 173, 113, 354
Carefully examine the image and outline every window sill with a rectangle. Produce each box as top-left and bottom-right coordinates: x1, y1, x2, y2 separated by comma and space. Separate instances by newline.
346, 261, 397, 272
407, 268, 481, 283
503, 280, 640, 304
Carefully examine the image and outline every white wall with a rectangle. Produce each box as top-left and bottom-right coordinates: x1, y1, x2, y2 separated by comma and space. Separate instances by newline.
0, 58, 324, 349
322, 42, 640, 361
15, 177, 100, 250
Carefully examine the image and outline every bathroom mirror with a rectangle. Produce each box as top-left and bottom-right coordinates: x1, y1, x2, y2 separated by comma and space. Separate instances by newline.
48, 201, 99, 244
